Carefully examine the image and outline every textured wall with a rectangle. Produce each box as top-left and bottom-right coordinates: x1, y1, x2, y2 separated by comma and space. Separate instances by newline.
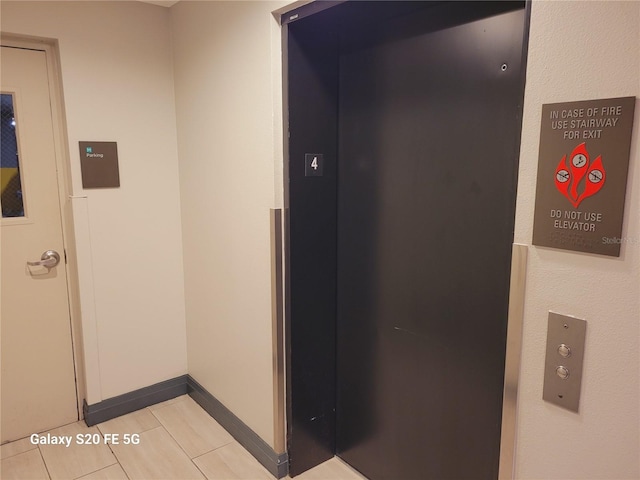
171, 0, 288, 448
513, 2, 639, 478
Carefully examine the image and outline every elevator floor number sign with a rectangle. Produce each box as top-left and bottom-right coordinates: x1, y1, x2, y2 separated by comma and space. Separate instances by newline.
305, 153, 324, 177
532, 96, 635, 256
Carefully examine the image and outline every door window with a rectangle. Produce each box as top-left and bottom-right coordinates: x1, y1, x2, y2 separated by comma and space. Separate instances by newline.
1, 93, 25, 218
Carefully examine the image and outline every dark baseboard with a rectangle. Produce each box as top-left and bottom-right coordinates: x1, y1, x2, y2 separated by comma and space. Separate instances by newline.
83, 375, 189, 426
187, 375, 289, 478
82, 374, 288, 478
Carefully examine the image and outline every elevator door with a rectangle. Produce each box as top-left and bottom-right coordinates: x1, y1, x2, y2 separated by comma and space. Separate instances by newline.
336, 7, 525, 480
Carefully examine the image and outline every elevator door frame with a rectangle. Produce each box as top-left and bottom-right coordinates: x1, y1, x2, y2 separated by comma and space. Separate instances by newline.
281, 2, 531, 477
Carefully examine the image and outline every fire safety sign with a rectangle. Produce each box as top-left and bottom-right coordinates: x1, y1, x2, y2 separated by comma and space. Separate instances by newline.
532, 97, 636, 256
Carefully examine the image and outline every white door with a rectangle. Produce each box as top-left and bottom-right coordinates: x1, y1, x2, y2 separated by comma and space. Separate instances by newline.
1, 45, 78, 443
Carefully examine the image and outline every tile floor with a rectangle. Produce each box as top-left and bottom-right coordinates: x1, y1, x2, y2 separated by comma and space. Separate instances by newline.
0, 395, 365, 480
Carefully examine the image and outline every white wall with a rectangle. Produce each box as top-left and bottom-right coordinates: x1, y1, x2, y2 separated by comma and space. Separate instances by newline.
171, 0, 287, 449
1, 1, 188, 403
514, 2, 639, 478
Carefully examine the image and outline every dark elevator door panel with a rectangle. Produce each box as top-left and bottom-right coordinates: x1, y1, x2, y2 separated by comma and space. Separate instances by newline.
336, 7, 525, 480
286, 9, 340, 476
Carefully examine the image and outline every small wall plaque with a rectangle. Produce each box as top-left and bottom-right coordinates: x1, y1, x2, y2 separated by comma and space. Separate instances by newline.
532, 97, 636, 256
79, 141, 120, 189
305, 153, 324, 177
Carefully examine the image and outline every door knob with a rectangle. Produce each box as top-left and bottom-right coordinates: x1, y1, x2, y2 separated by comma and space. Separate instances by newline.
27, 250, 61, 268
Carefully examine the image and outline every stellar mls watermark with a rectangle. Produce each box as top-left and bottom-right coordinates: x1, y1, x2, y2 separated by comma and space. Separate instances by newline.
602, 236, 639, 245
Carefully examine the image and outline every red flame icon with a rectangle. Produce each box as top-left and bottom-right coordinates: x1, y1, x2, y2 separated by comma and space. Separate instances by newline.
554, 142, 605, 208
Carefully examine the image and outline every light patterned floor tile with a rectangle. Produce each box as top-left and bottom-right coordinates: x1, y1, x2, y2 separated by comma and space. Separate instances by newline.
110, 426, 204, 480
193, 441, 272, 480
76, 463, 129, 479
287, 457, 367, 480
97, 408, 160, 437
151, 396, 233, 458
147, 395, 187, 412
0, 448, 50, 479
1, 436, 38, 459
38, 421, 117, 480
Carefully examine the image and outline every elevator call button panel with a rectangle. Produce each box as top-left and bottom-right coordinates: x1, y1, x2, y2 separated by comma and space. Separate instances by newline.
543, 312, 587, 412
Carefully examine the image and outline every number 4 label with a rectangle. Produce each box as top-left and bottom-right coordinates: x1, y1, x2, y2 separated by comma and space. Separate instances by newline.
305, 153, 324, 177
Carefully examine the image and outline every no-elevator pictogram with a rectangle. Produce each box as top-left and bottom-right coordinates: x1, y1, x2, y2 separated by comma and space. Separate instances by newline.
554, 142, 605, 208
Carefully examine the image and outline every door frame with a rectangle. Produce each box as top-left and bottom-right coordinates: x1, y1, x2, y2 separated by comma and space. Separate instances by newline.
1, 33, 85, 419
278, 1, 531, 478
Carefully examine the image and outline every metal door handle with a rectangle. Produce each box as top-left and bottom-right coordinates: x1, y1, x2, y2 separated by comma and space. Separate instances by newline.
27, 250, 61, 268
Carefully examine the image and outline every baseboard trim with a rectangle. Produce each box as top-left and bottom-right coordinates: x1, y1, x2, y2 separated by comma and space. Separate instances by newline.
82, 374, 288, 478
83, 375, 189, 426
187, 375, 289, 478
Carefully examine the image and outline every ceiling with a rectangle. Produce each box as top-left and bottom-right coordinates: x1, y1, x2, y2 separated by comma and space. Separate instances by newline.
138, 1, 180, 7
